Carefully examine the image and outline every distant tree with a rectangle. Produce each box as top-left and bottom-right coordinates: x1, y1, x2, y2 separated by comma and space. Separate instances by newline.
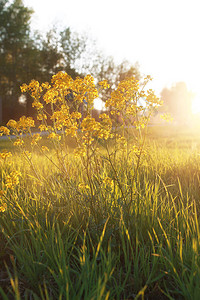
161, 82, 194, 124
0, 0, 34, 121
0, 1, 85, 122
0, 0, 141, 122
89, 54, 140, 104
60, 28, 88, 78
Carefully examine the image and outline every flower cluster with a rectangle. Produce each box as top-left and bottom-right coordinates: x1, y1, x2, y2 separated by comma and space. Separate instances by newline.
31, 133, 42, 145
0, 203, 7, 213
105, 77, 139, 115
8, 71, 163, 179
7, 116, 35, 133
5, 171, 22, 189
0, 151, 12, 160
0, 126, 10, 136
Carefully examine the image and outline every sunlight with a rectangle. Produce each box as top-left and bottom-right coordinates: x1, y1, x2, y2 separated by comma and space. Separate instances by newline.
192, 96, 200, 114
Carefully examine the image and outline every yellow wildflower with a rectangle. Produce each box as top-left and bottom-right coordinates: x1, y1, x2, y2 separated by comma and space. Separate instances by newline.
39, 124, 48, 132
24, 150, 32, 159
78, 183, 90, 190
0, 126, 10, 136
0, 151, 12, 160
48, 132, 61, 141
31, 133, 41, 145
98, 80, 110, 89
5, 171, 22, 189
41, 82, 51, 89
7, 119, 17, 130
14, 139, 24, 147
0, 203, 7, 212
20, 83, 28, 93
32, 100, 43, 110
37, 113, 47, 121
160, 113, 173, 122
41, 146, 49, 152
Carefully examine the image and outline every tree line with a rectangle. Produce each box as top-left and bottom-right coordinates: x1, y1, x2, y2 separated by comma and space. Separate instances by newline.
0, 0, 194, 125
0, 0, 140, 123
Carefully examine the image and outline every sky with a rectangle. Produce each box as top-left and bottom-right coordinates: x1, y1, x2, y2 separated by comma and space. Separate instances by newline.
23, 0, 200, 111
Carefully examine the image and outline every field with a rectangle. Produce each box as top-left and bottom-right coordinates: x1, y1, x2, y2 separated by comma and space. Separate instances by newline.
0, 74, 200, 299
0, 124, 200, 300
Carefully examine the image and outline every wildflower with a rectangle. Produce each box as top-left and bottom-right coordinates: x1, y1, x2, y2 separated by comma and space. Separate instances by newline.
160, 113, 173, 122
41, 146, 49, 152
43, 89, 61, 104
17, 116, 35, 131
7, 119, 17, 130
7, 116, 35, 132
0, 126, 10, 136
98, 80, 110, 89
20, 83, 28, 93
78, 183, 90, 190
51, 71, 73, 90
0, 151, 12, 160
31, 133, 41, 145
24, 151, 32, 159
102, 176, 113, 185
0, 203, 7, 212
37, 113, 47, 121
81, 115, 100, 132
32, 100, 43, 110
14, 139, 24, 147
39, 124, 48, 132
5, 171, 22, 189
74, 145, 86, 158
41, 82, 51, 90
105, 77, 139, 114
48, 132, 61, 141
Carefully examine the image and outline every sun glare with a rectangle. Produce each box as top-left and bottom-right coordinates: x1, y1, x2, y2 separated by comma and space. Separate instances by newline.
192, 96, 200, 114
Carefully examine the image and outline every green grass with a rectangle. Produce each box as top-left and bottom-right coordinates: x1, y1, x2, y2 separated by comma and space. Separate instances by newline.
0, 126, 200, 299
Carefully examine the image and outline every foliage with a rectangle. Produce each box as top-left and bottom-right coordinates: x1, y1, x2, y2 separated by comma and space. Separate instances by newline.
0, 1, 90, 122
0, 0, 34, 120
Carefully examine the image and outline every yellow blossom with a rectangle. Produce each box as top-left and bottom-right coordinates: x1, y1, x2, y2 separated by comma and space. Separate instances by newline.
7, 119, 17, 129
7, 116, 35, 132
98, 80, 110, 89
48, 132, 61, 141
20, 83, 28, 93
0, 126, 10, 136
24, 151, 32, 159
160, 113, 173, 122
41, 82, 51, 89
41, 146, 49, 152
14, 139, 24, 147
31, 133, 41, 145
37, 113, 47, 121
0, 151, 12, 160
32, 100, 43, 110
78, 183, 90, 190
74, 145, 87, 158
5, 171, 22, 189
39, 124, 48, 132
0, 203, 7, 212
102, 176, 113, 185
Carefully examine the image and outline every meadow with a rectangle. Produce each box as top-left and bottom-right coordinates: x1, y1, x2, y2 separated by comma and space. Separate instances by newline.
0, 73, 200, 299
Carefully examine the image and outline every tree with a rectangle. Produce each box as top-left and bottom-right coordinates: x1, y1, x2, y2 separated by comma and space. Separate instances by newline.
0, 0, 141, 122
0, 0, 34, 121
161, 82, 194, 124
0, 1, 83, 122
88, 54, 140, 104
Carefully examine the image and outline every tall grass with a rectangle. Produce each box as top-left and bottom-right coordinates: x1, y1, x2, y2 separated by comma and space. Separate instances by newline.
0, 130, 200, 299
0, 73, 199, 299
